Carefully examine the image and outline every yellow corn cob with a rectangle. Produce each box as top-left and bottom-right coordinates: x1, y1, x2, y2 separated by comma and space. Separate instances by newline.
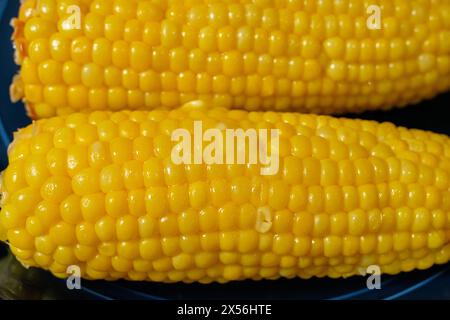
1, 102, 450, 283
11, 0, 450, 119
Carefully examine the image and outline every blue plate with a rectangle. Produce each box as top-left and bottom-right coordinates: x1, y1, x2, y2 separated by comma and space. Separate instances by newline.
1, 0, 450, 300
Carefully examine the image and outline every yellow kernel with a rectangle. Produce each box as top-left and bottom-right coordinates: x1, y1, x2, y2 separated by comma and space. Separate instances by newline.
116, 215, 138, 241
60, 194, 82, 224
72, 168, 100, 196
273, 234, 293, 255
49, 222, 76, 246
81, 63, 104, 88
324, 37, 345, 59
161, 20, 181, 48
41, 176, 72, 202
412, 208, 431, 233
76, 222, 98, 246
348, 209, 367, 236
268, 180, 289, 210
140, 239, 162, 260
81, 193, 106, 223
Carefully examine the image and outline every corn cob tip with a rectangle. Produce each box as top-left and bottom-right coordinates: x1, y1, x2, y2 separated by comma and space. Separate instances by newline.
10, 74, 37, 120
9, 74, 24, 103
10, 8, 28, 111
10, 18, 26, 65
10, 0, 34, 111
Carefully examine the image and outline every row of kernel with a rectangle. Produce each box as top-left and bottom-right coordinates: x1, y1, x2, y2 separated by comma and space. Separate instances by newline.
24, 79, 433, 102
18, 214, 447, 260
23, 1, 448, 44
27, 9, 443, 50
19, 77, 446, 115
10, 107, 449, 156
23, 61, 444, 94
85, 0, 439, 23
26, 229, 444, 266
78, 1, 441, 32
29, 234, 448, 272
25, 27, 448, 66
58, 206, 450, 242
18, 199, 447, 250
51, 253, 443, 281
24, 57, 447, 89
77, 10, 444, 44
6, 139, 448, 199
10, 232, 449, 279
21, 176, 448, 225
40, 24, 445, 61
23, 85, 439, 112
30, 87, 444, 119
150, 180, 446, 214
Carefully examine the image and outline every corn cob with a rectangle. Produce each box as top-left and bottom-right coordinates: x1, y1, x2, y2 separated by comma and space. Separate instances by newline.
1, 102, 450, 283
11, 0, 450, 119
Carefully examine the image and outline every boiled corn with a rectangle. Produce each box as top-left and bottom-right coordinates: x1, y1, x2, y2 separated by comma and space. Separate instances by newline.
10, 0, 450, 119
1, 103, 450, 282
